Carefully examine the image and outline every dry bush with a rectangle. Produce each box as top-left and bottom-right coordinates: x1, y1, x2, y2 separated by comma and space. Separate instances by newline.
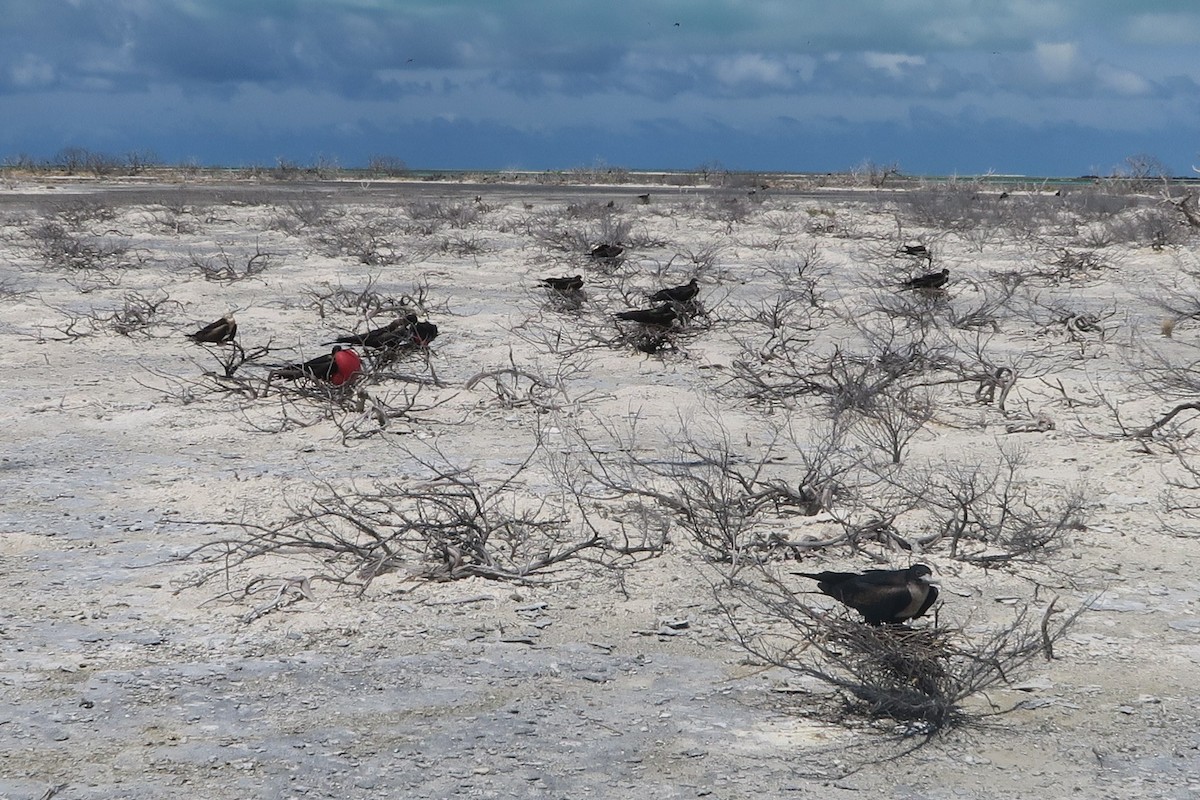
367, 155, 408, 177
726, 286, 828, 363
177, 439, 621, 596
105, 291, 182, 336
876, 447, 1089, 567
1142, 251, 1200, 327
0, 277, 31, 302
1057, 189, 1140, 219
405, 200, 481, 231
27, 221, 136, 274
700, 193, 756, 230
850, 386, 934, 465
190, 243, 276, 282
437, 231, 493, 256
1005, 242, 1114, 286
723, 573, 1078, 740
1133, 336, 1200, 400
510, 306, 633, 358
530, 204, 632, 257
464, 352, 606, 413
313, 213, 408, 266
135, 339, 278, 404
267, 194, 340, 233
512, 294, 707, 359
53, 199, 119, 229
303, 274, 430, 320
895, 187, 1006, 232
941, 276, 1021, 332
559, 414, 861, 569
1023, 297, 1116, 349
852, 159, 901, 188
1093, 207, 1189, 249
148, 206, 201, 235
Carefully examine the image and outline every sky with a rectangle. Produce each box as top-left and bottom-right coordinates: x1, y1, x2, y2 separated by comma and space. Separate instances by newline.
1, 1, 1199, 176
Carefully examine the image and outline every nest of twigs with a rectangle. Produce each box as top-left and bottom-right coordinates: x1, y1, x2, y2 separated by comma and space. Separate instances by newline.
819, 619, 959, 730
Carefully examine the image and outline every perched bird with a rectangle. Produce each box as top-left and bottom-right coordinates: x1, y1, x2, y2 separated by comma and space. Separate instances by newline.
793, 564, 939, 625
326, 318, 409, 349
615, 303, 681, 327
649, 278, 699, 304
187, 314, 237, 344
273, 345, 362, 386
591, 243, 624, 259
539, 274, 584, 292
901, 268, 950, 291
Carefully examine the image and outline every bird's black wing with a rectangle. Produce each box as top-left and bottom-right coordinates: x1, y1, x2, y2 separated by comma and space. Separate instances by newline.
850, 568, 913, 587
836, 582, 914, 624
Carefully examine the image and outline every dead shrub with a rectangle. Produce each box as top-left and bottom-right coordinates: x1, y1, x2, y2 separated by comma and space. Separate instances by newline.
177, 440, 619, 596
724, 576, 1078, 741
190, 243, 276, 282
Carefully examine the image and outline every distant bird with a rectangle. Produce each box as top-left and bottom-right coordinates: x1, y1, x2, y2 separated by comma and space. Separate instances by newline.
326, 317, 409, 349
649, 278, 699, 304
793, 564, 939, 625
187, 314, 237, 344
539, 274, 584, 292
615, 303, 681, 327
591, 243, 624, 259
272, 345, 362, 386
901, 268, 949, 291
900, 244, 930, 258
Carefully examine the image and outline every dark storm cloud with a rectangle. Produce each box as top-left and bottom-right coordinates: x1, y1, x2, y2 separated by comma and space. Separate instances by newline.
1, 1, 1198, 173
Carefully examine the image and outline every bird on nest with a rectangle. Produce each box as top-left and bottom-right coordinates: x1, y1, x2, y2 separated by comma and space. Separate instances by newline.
792, 563, 939, 625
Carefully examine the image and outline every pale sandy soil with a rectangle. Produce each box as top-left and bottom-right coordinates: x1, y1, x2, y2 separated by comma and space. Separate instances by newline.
1, 177, 1198, 799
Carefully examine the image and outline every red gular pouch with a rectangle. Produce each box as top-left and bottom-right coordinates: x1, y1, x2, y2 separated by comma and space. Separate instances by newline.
331, 347, 362, 386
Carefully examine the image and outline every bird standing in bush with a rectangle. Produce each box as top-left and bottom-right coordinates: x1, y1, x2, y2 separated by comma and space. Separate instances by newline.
794, 564, 939, 625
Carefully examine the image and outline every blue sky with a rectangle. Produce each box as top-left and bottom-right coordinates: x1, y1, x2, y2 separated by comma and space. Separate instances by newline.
2, 1, 1198, 175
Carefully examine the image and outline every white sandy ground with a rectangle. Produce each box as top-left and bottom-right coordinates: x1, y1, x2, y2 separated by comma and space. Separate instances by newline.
1, 176, 1198, 799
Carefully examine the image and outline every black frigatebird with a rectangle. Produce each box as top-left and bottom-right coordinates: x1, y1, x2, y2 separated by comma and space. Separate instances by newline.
793, 564, 939, 625
187, 314, 237, 344
272, 345, 362, 386
649, 278, 699, 304
900, 268, 949, 291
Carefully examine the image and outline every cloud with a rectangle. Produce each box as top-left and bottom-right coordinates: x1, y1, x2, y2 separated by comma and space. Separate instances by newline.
1096, 64, 1153, 96
1127, 12, 1200, 45
8, 54, 55, 89
712, 54, 792, 91
1033, 42, 1084, 84
0, 1, 1198, 173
